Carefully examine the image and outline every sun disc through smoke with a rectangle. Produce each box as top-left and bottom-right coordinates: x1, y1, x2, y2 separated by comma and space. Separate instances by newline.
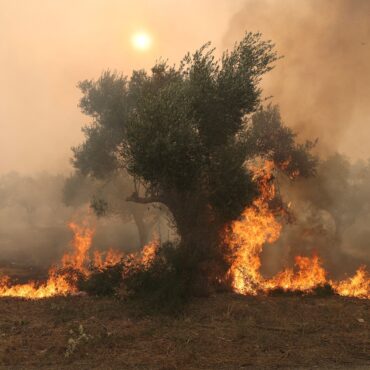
132, 32, 152, 51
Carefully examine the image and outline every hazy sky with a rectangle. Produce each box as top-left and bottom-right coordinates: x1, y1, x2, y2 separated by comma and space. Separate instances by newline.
224, 0, 370, 160
1, 0, 370, 174
0, 0, 243, 174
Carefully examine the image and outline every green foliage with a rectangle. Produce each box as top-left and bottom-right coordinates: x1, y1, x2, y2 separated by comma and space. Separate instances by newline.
120, 33, 282, 220
73, 71, 129, 179
74, 33, 315, 220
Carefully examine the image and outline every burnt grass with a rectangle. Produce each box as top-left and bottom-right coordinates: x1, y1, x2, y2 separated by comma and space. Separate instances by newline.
0, 294, 368, 369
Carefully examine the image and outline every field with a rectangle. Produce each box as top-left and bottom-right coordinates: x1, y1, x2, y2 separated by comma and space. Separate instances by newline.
0, 293, 368, 369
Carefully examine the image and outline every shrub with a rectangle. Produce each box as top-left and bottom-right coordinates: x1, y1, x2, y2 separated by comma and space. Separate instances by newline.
122, 242, 193, 313
77, 263, 123, 297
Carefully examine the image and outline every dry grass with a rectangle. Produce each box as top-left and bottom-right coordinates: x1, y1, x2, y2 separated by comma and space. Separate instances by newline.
0, 293, 368, 369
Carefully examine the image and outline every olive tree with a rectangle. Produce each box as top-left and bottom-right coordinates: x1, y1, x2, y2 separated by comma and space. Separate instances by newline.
73, 32, 316, 291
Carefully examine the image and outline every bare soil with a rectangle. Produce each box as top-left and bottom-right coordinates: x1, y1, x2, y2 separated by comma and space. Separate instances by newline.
0, 293, 368, 369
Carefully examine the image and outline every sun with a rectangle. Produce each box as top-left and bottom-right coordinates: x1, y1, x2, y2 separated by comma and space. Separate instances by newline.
132, 32, 152, 51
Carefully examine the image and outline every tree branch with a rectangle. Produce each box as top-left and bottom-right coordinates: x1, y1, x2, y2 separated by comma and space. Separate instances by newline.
126, 192, 162, 204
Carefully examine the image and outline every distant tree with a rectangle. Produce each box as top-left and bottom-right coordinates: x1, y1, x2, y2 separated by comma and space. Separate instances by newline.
73, 32, 317, 291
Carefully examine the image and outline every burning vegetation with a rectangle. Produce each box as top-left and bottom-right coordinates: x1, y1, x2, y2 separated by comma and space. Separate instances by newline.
0, 218, 157, 299
0, 160, 368, 300
0, 32, 369, 306
1, 2, 370, 368
226, 161, 369, 299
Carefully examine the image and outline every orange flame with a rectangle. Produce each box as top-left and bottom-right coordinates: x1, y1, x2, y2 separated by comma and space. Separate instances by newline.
0, 268, 75, 299
93, 248, 124, 270
0, 160, 368, 300
0, 219, 97, 298
227, 160, 370, 299
332, 266, 369, 299
0, 216, 159, 299
266, 254, 327, 292
62, 221, 95, 272
140, 240, 158, 267
0, 219, 96, 299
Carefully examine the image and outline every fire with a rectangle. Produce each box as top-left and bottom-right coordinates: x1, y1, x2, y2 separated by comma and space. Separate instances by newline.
226, 160, 282, 294
0, 160, 368, 300
0, 219, 97, 299
0, 268, 75, 299
62, 221, 95, 272
266, 255, 327, 292
0, 216, 156, 299
93, 248, 124, 270
140, 240, 158, 267
227, 160, 370, 299
332, 266, 369, 299
226, 200, 281, 294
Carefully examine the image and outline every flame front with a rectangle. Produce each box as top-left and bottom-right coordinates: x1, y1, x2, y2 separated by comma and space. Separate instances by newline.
0, 219, 124, 298
93, 248, 124, 270
61, 221, 95, 272
0, 269, 74, 299
227, 161, 370, 299
332, 266, 369, 299
0, 217, 159, 299
0, 220, 95, 298
0, 161, 368, 300
140, 240, 158, 267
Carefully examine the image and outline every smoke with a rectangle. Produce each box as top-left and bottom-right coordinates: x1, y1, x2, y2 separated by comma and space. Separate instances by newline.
223, 1, 370, 276
259, 153, 370, 279
0, 0, 239, 175
0, 172, 139, 269
223, 0, 370, 158
1, 0, 369, 279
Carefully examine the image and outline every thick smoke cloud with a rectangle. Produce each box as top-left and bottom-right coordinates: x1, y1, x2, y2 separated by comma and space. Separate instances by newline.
262, 155, 370, 278
224, 0, 370, 276
223, 0, 370, 158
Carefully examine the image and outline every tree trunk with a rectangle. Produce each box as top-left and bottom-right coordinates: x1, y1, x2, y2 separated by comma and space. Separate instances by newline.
166, 192, 229, 294
128, 203, 148, 247
127, 190, 230, 294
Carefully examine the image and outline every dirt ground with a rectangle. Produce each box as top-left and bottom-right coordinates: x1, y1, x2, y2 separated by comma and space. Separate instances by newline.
0, 293, 368, 370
